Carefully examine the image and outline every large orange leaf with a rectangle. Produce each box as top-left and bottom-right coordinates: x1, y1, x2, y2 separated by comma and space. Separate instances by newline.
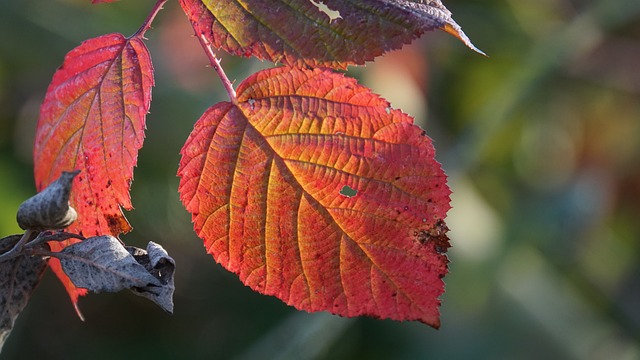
34, 33, 154, 308
179, 0, 483, 69
178, 67, 451, 327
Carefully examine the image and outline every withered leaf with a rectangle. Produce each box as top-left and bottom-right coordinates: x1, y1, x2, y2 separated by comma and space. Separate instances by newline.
16, 171, 79, 231
58, 235, 161, 293
126, 242, 175, 314
0, 235, 48, 351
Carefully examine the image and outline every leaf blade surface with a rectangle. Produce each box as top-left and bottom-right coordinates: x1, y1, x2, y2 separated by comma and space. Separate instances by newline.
179, 67, 451, 326
179, 0, 482, 69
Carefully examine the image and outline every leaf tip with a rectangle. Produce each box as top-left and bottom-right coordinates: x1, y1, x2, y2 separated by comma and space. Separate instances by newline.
442, 23, 487, 57
73, 301, 86, 322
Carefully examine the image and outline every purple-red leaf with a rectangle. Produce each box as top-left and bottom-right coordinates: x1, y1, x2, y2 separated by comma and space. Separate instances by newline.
178, 67, 451, 327
179, 0, 483, 69
33, 33, 154, 309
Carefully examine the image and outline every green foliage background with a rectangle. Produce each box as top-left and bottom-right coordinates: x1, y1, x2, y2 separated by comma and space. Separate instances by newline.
1, 0, 639, 358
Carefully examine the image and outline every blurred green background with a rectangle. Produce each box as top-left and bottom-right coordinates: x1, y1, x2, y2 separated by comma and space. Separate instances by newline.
1, 0, 639, 359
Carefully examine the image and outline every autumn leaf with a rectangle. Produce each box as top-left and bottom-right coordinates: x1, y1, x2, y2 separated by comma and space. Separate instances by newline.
178, 67, 451, 327
33, 33, 154, 308
179, 0, 483, 69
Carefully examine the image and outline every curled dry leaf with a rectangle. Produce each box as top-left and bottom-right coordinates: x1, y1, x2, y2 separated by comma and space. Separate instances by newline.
126, 242, 176, 313
0, 235, 48, 351
57, 236, 175, 313
16, 171, 79, 231
59, 235, 161, 293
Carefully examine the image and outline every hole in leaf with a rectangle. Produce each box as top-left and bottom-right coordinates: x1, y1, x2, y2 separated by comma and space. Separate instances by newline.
339, 185, 357, 198
310, 0, 342, 23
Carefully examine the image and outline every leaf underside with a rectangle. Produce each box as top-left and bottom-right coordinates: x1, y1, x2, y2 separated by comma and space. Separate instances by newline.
33, 33, 154, 306
179, 0, 483, 69
178, 67, 451, 326
0, 235, 48, 350
59, 236, 161, 293
126, 242, 176, 313
55, 236, 175, 313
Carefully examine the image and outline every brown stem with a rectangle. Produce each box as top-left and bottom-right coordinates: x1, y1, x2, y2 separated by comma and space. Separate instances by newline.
0, 230, 38, 262
195, 32, 238, 103
30, 231, 85, 247
132, 0, 168, 39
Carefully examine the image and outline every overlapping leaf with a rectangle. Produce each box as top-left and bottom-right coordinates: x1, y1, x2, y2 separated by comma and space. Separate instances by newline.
179, 0, 483, 69
178, 67, 451, 326
33, 33, 154, 307
0, 235, 48, 350
59, 236, 175, 313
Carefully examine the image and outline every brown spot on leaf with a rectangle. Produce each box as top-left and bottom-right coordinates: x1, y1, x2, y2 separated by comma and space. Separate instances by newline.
105, 214, 132, 235
415, 220, 450, 254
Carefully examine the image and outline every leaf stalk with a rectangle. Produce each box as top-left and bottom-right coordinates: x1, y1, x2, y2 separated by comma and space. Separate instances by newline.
195, 33, 238, 103
133, 0, 168, 39
0, 230, 37, 262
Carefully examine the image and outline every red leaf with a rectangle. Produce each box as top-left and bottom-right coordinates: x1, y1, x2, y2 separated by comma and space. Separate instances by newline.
179, 0, 483, 69
178, 67, 451, 327
48, 242, 89, 320
34, 33, 154, 306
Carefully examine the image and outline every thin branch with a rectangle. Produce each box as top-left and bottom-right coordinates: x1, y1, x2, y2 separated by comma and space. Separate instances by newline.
0, 230, 37, 262
0, 230, 85, 262
195, 33, 238, 104
28, 231, 85, 248
132, 0, 168, 39
27, 249, 58, 258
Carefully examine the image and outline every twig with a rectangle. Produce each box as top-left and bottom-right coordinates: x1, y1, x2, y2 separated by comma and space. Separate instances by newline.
0, 230, 85, 262
28, 231, 85, 248
0, 229, 37, 262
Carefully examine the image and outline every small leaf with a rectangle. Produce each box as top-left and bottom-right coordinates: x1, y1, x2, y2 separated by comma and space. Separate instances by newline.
16, 171, 79, 231
126, 242, 176, 313
178, 67, 451, 327
179, 0, 483, 69
0, 235, 48, 351
58, 235, 161, 294
34, 33, 154, 238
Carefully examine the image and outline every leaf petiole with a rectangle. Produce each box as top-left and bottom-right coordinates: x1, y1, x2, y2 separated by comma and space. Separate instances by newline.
0, 230, 85, 262
196, 33, 238, 104
28, 231, 85, 248
0, 230, 37, 262
132, 0, 168, 39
